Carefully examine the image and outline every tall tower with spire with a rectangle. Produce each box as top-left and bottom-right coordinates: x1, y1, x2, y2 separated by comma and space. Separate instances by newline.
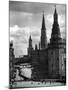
48, 5, 66, 78
50, 5, 61, 46
28, 35, 33, 57
40, 12, 47, 49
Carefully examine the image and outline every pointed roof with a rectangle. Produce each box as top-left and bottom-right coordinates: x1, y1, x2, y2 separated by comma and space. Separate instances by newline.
29, 34, 32, 41
41, 12, 46, 30
52, 5, 60, 35
41, 11, 47, 49
10, 41, 13, 48
54, 5, 57, 14
54, 5, 58, 22
35, 44, 38, 50
49, 5, 61, 46
28, 34, 33, 49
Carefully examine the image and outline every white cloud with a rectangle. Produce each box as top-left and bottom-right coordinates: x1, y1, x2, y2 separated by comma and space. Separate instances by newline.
58, 15, 65, 26
10, 25, 40, 57
46, 14, 53, 24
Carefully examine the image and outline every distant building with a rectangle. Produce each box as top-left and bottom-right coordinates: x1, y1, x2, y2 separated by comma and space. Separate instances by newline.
9, 41, 16, 88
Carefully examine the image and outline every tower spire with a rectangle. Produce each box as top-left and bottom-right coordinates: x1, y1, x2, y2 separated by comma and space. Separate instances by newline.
55, 4, 56, 9
29, 35, 32, 47
54, 5, 58, 23
28, 35, 33, 56
41, 11, 45, 30
35, 44, 38, 50
41, 12, 47, 49
50, 5, 61, 46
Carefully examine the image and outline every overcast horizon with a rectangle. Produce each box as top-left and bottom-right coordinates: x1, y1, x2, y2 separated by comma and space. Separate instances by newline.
9, 1, 66, 57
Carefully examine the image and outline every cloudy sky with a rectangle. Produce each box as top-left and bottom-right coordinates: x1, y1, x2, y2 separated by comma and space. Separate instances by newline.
9, 1, 66, 57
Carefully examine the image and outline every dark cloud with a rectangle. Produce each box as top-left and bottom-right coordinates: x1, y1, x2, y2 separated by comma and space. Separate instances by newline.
9, 1, 66, 14
9, 1, 66, 27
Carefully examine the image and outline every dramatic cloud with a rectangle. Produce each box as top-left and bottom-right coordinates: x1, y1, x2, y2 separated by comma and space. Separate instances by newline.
9, 1, 66, 57
9, 1, 66, 14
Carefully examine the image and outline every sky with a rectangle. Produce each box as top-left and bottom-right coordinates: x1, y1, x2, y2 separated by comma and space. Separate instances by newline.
9, 1, 66, 57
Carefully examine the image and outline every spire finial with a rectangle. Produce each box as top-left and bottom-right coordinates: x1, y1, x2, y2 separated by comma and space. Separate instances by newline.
54, 4, 57, 12
30, 32, 31, 36
29, 33, 32, 41
43, 10, 44, 14
54, 4, 57, 15
35, 44, 37, 50
41, 10, 45, 30
55, 4, 56, 9
42, 11, 44, 17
